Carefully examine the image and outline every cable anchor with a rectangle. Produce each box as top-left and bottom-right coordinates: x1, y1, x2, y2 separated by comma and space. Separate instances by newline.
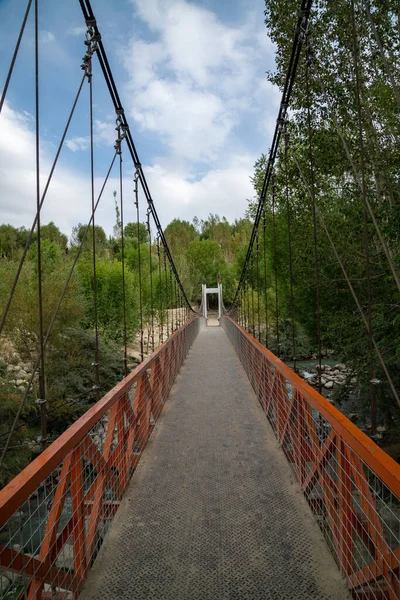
114, 110, 128, 154
134, 169, 140, 208
297, 10, 308, 43
81, 23, 100, 80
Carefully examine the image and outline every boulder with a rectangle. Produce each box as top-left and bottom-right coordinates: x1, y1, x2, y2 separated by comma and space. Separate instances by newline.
324, 381, 333, 389
55, 543, 74, 571
0, 575, 11, 593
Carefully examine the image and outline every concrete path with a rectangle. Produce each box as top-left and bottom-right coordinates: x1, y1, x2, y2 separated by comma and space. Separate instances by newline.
81, 326, 348, 600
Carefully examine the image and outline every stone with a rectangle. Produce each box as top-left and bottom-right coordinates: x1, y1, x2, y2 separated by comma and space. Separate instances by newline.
2, 570, 22, 585
16, 379, 25, 386
0, 576, 11, 593
377, 425, 387, 433
56, 543, 74, 571
324, 381, 333, 389
350, 377, 357, 384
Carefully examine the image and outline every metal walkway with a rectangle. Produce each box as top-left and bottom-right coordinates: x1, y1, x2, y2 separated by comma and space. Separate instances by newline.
81, 326, 348, 600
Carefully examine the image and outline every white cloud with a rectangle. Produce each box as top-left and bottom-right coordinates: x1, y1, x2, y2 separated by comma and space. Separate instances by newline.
66, 121, 117, 153
0, 101, 256, 238
65, 136, 89, 152
0, 102, 119, 236
123, 0, 275, 165
142, 154, 256, 229
0, 1, 277, 239
94, 120, 117, 147
68, 26, 87, 37
40, 30, 55, 44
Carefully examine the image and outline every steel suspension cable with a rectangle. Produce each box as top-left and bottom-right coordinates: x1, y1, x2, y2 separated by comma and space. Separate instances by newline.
173, 279, 176, 330
35, 0, 47, 450
163, 250, 169, 339
272, 174, 280, 356
284, 125, 297, 371
87, 40, 101, 401
250, 254, 255, 337
134, 170, 144, 362
169, 267, 174, 332
262, 207, 269, 347
79, 0, 192, 312
244, 271, 248, 329
0, 152, 117, 467
231, 0, 313, 307
256, 233, 261, 342
351, 0, 377, 432
305, 37, 322, 394
146, 207, 155, 353
0, 0, 32, 116
157, 234, 163, 344
291, 149, 400, 408
116, 115, 128, 376
0, 73, 86, 338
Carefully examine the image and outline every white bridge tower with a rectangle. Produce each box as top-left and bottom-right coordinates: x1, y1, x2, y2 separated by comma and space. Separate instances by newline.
201, 282, 223, 321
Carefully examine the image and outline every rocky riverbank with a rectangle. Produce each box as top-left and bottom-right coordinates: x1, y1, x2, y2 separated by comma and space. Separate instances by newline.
301, 362, 356, 394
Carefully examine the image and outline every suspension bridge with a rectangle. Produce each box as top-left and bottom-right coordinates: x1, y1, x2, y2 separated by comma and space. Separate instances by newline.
0, 0, 399, 599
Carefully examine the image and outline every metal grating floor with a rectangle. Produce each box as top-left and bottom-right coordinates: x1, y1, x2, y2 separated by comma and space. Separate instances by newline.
80, 326, 348, 600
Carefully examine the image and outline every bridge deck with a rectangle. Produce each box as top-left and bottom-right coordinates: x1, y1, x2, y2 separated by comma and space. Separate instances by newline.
81, 326, 348, 600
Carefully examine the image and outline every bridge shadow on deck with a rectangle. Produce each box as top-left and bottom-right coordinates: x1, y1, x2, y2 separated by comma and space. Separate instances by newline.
81, 326, 348, 600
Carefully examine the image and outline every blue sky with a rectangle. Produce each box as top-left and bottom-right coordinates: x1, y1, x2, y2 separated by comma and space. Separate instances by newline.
0, 0, 279, 237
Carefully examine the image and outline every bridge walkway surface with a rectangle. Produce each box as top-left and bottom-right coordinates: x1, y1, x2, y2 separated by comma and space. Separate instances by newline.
81, 326, 348, 600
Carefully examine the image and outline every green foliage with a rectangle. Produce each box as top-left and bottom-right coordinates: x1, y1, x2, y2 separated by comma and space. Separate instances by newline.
124, 221, 149, 244
246, 0, 400, 426
46, 328, 124, 433
78, 257, 139, 342
71, 223, 108, 255
41, 222, 68, 250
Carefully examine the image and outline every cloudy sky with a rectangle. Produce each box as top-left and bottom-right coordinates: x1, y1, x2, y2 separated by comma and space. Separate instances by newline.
0, 0, 279, 238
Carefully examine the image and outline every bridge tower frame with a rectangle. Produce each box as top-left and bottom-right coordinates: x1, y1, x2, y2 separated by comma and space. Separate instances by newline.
201, 283, 223, 321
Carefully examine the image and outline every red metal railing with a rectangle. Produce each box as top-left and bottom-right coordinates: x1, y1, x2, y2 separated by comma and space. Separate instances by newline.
0, 317, 201, 599
222, 315, 400, 599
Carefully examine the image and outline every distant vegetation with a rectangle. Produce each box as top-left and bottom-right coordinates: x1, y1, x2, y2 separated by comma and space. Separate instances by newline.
0, 212, 253, 486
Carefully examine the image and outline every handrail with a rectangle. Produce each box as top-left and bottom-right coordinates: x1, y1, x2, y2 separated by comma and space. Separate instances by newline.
0, 317, 202, 599
223, 316, 400, 495
222, 315, 400, 598
0, 317, 202, 525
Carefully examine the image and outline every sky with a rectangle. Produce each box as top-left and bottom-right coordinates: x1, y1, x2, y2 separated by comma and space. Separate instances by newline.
0, 0, 279, 238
